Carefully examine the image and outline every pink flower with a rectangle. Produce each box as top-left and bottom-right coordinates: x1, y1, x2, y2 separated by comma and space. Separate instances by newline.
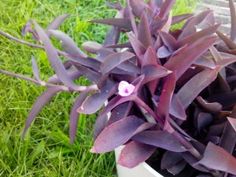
118, 81, 135, 97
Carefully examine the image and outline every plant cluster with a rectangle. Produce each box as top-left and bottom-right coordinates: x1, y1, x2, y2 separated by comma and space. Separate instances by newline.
1, 0, 236, 176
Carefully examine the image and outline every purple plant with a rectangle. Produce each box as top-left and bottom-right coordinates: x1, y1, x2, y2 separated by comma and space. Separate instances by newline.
1, 0, 236, 176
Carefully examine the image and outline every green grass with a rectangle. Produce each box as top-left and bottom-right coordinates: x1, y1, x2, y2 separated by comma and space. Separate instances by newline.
0, 0, 196, 176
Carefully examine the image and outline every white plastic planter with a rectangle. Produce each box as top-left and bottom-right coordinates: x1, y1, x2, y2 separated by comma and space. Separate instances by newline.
115, 147, 163, 177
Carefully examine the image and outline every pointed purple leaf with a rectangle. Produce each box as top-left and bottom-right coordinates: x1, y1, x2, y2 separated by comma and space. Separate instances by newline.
220, 118, 236, 155
156, 73, 176, 120
142, 64, 172, 83
118, 141, 155, 168
164, 35, 217, 79
108, 102, 133, 125
216, 31, 236, 50
196, 96, 222, 113
100, 51, 135, 74
138, 12, 152, 48
49, 30, 86, 58
33, 21, 80, 89
170, 95, 186, 120
177, 67, 220, 109
161, 151, 183, 168
159, 0, 175, 18
197, 142, 236, 175
129, 0, 148, 17
172, 14, 193, 25
22, 86, 62, 137
157, 45, 172, 58
161, 151, 186, 175
195, 112, 213, 132
132, 130, 187, 152
77, 80, 115, 114
82, 41, 102, 53
93, 113, 109, 140
143, 47, 160, 66
194, 57, 216, 69
104, 26, 120, 46
179, 10, 213, 39
159, 31, 178, 52
92, 116, 145, 153
46, 14, 69, 31
69, 92, 88, 143
177, 24, 220, 46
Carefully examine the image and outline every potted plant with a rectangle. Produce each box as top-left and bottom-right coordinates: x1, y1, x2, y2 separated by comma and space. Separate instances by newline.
1, 0, 236, 176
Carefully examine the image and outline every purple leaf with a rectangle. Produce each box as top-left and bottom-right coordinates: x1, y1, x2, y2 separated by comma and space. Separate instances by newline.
82, 41, 102, 53
194, 57, 216, 69
217, 57, 236, 68
129, 0, 149, 17
73, 64, 100, 84
157, 45, 172, 58
22, 20, 34, 36
31, 56, 41, 81
161, 151, 186, 175
229, 0, 236, 41
94, 102, 133, 140
142, 64, 172, 83
177, 24, 220, 46
91, 116, 145, 153
49, 30, 86, 58
164, 35, 217, 79
196, 96, 222, 113
143, 46, 159, 66
33, 21, 80, 89
98, 96, 135, 121
170, 95, 186, 120
108, 102, 133, 125
216, 31, 236, 49
46, 14, 69, 31
48, 66, 81, 84
195, 112, 213, 132
132, 130, 187, 152
138, 12, 152, 48
179, 10, 213, 39
159, 31, 178, 52
143, 47, 161, 93
100, 51, 135, 74
118, 141, 156, 168
159, 0, 175, 18
93, 113, 109, 140
177, 67, 220, 109
77, 80, 115, 114
219, 118, 236, 155
91, 18, 132, 31
156, 73, 176, 119
161, 151, 183, 169
69, 92, 88, 144
197, 142, 236, 175
104, 26, 121, 46
128, 32, 146, 58
172, 14, 193, 25
22, 86, 62, 137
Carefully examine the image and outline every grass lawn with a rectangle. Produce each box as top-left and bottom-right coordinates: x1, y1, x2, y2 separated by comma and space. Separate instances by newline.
0, 0, 197, 176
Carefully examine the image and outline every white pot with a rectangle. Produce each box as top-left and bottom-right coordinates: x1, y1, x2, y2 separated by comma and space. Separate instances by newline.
115, 146, 164, 177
